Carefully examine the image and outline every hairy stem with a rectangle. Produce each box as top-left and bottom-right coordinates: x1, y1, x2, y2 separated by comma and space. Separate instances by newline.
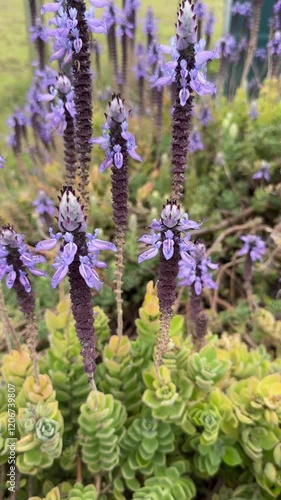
115, 229, 125, 338
240, 0, 263, 86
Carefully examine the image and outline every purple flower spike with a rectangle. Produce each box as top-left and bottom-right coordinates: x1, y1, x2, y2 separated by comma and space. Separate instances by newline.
138, 200, 199, 267
238, 235, 266, 262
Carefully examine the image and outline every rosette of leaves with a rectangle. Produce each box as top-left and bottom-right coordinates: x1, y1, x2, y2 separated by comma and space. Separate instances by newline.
16, 396, 63, 474
67, 483, 97, 500
132, 463, 196, 499
252, 308, 281, 354
227, 374, 281, 427
120, 408, 175, 490
2, 347, 33, 390
216, 333, 270, 380
186, 345, 229, 393
212, 483, 269, 499
78, 390, 126, 474
142, 365, 190, 424
42, 299, 91, 438
16, 374, 55, 408
253, 449, 281, 498
29, 486, 61, 500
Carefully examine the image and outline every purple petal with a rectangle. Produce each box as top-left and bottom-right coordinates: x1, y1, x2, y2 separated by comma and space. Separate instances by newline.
6, 270, 16, 289
89, 0, 109, 6
194, 278, 202, 295
138, 234, 153, 244
28, 268, 47, 277
35, 238, 59, 251
114, 151, 123, 169
51, 265, 68, 288
79, 262, 103, 290
179, 87, 190, 106
61, 242, 77, 265
19, 271, 32, 293
0, 265, 8, 280
87, 239, 116, 252
162, 238, 174, 260
138, 246, 159, 263
41, 2, 62, 14
99, 157, 113, 173
128, 150, 143, 162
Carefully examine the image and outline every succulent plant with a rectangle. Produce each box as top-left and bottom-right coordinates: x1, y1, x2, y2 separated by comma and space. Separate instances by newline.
78, 390, 126, 474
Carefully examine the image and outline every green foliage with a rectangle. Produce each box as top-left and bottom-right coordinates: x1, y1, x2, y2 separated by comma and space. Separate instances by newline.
16, 374, 63, 474
78, 390, 126, 474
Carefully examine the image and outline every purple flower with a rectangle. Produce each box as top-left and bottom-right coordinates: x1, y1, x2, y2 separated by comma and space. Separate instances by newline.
143, 7, 158, 39
255, 47, 267, 60
37, 187, 116, 289
238, 235, 266, 262
252, 162, 271, 183
0, 225, 46, 293
189, 129, 204, 153
198, 105, 212, 126
268, 31, 281, 56
134, 43, 147, 80
215, 35, 236, 60
33, 190, 56, 221
30, 18, 48, 43
194, 1, 207, 20
205, 11, 215, 38
154, 37, 218, 100
178, 242, 218, 294
0, 156, 6, 168
249, 101, 258, 120
93, 94, 142, 171
232, 1, 252, 17
138, 200, 200, 263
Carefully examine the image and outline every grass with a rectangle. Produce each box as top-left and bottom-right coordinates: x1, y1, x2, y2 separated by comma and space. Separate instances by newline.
0, 0, 224, 145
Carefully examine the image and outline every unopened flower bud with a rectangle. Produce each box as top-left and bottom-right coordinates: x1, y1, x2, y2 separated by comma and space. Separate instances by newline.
176, 0, 197, 50
58, 186, 86, 233
57, 74, 72, 94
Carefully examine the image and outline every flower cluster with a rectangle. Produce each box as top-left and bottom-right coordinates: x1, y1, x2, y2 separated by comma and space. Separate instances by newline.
0, 156, 6, 169
33, 190, 56, 220
155, 37, 218, 100
198, 105, 212, 126
138, 201, 200, 264
178, 242, 218, 295
0, 226, 46, 293
268, 30, 281, 56
91, 94, 142, 172
29, 17, 48, 43
134, 43, 147, 80
143, 6, 158, 42
204, 11, 214, 38
215, 34, 236, 61
194, 1, 207, 21
41, 0, 107, 66
36, 187, 116, 289
232, 1, 252, 17
39, 74, 75, 135
238, 235, 266, 263
252, 161, 271, 182
189, 128, 204, 153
